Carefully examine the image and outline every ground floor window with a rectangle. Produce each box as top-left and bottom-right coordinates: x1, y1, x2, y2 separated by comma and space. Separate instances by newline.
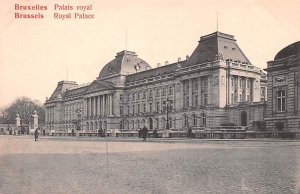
276, 90, 286, 112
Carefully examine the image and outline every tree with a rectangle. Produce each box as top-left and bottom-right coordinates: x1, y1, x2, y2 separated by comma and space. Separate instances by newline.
0, 97, 45, 125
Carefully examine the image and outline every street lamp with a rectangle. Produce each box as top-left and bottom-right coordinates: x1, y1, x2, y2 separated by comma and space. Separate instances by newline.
75, 108, 82, 131
164, 98, 172, 130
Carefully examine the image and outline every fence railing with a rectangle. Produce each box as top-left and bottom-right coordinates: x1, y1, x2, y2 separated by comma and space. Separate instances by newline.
47, 131, 300, 140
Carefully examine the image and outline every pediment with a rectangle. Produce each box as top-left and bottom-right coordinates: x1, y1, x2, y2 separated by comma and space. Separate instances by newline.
84, 80, 115, 94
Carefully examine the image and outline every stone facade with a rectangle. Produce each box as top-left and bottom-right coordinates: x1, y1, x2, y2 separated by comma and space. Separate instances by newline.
44, 32, 266, 133
265, 41, 300, 131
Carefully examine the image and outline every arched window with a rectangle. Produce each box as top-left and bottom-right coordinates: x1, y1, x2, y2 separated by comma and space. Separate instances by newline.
131, 120, 135, 130
201, 113, 206, 127
193, 114, 197, 126
99, 121, 102, 129
155, 118, 159, 129
90, 122, 93, 131
183, 114, 189, 127
137, 120, 140, 129
168, 117, 172, 129
162, 118, 166, 129
120, 120, 124, 130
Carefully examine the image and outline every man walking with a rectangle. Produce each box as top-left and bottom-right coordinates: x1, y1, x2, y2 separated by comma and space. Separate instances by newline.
34, 128, 39, 141
142, 126, 148, 141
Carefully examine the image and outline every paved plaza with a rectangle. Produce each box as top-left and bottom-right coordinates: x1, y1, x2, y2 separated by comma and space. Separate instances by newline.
0, 135, 300, 194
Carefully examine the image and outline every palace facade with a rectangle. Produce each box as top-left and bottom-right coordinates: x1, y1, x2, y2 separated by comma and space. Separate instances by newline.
44, 32, 266, 133
265, 41, 300, 131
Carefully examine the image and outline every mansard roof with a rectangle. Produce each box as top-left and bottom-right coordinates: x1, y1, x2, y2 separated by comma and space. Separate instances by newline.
125, 60, 186, 83
98, 50, 152, 79
185, 31, 252, 67
49, 81, 78, 100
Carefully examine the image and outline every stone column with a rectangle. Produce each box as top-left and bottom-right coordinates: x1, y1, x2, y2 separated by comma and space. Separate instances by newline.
87, 98, 90, 118
110, 94, 113, 115
198, 78, 202, 106
97, 96, 100, 117
207, 76, 211, 105
89, 97, 92, 118
93, 97, 95, 117
105, 95, 107, 115
189, 79, 193, 107
101, 95, 104, 116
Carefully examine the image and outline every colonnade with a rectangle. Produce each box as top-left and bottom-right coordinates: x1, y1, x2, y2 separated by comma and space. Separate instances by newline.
85, 94, 113, 118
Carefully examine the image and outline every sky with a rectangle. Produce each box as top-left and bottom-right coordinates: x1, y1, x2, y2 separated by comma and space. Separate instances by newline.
0, 0, 299, 108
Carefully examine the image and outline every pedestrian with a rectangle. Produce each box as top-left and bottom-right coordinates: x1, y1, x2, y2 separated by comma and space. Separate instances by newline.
138, 128, 142, 138
187, 127, 193, 138
142, 126, 148, 141
100, 128, 104, 137
34, 128, 39, 141
153, 129, 158, 138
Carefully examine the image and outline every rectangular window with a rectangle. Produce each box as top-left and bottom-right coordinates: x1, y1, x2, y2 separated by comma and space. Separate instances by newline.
156, 88, 160, 97
149, 90, 153, 98
143, 91, 146, 99
277, 90, 286, 112
132, 105, 135, 115
132, 93, 135, 101
120, 94, 124, 101
137, 104, 140, 114
137, 92, 140, 100
120, 106, 123, 115
156, 102, 160, 112
231, 93, 234, 104
169, 86, 173, 95
149, 102, 153, 112
162, 87, 166, 96
204, 94, 207, 106
143, 103, 146, 112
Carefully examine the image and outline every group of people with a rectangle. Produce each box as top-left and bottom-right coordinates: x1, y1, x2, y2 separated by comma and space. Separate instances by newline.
138, 126, 149, 141
98, 128, 105, 137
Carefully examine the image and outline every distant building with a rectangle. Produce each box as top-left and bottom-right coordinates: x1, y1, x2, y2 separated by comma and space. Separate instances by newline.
44, 32, 266, 133
265, 41, 300, 131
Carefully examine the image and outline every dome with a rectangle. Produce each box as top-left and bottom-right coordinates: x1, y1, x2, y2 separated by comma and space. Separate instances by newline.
274, 41, 300, 60
99, 50, 151, 78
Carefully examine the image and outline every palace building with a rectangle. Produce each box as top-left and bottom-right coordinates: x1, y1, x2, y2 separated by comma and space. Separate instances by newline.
44, 32, 266, 133
265, 41, 300, 131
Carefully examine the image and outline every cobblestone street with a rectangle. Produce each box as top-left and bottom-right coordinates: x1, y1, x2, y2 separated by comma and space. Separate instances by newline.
0, 136, 300, 194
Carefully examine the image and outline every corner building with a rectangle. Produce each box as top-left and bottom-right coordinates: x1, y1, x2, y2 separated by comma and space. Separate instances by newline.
44, 32, 266, 133
265, 41, 300, 131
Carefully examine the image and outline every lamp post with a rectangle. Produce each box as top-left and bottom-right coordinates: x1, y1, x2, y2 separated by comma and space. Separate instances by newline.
75, 108, 82, 131
164, 98, 171, 130
6, 118, 10, 135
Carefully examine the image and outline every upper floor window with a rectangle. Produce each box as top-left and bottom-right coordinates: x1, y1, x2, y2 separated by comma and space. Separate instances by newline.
120, 106, 123, 115
168, 86, 173, 95
162, 87, 166, 96
277, 90, 286, 112
137, 91, 141, 100
149, 90, 153, 98
156, 88, 160, 97
120, 94, 124, 101
132, 93, 135, 101
143, 91, 146, 99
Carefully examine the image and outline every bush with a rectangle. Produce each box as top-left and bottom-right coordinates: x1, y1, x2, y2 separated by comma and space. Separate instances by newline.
220, 123, 236, 126
252, 121, 266, 131
275, 122, 284, 131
